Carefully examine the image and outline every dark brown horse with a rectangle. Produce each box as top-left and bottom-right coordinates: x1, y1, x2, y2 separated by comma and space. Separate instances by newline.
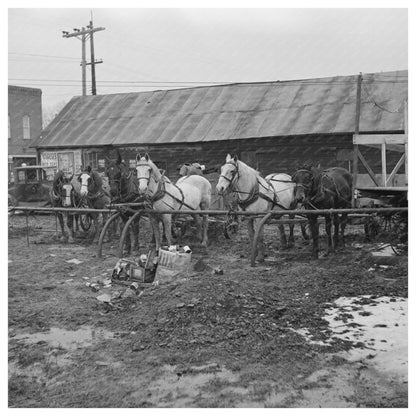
106, 152, 141, 253
292, 165, 352, 258
78, 167, 111, 241
50, 170, 78, 242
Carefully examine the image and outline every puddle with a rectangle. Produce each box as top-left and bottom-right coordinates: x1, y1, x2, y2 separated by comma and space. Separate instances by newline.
12, 326, 115, 350
129, 363, 241, 406
294, 296, 407, 382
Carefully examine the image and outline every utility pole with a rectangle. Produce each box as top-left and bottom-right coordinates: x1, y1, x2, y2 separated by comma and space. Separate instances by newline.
62, 20, 105, 96
86, 19, 104, 95
351, 72, 362, 207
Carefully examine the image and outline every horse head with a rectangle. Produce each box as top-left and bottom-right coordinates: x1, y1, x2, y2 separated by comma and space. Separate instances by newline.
292, 164, 321, 204
216, 154, 239, 195
179, 163, 191, 177
78, 166, 95, 197
106, 157, 124, 199
136, 153, 153, 195
61, 174, 74, 207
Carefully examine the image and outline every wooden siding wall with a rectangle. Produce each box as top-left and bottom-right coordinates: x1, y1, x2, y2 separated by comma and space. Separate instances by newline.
110, 134, 354, 181
40, 133, 405, 182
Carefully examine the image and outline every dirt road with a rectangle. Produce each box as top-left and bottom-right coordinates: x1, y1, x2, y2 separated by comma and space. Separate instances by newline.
8, 214, 408, 407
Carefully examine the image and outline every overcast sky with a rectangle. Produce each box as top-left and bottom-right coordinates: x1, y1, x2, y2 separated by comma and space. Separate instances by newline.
8, 7, 408, 113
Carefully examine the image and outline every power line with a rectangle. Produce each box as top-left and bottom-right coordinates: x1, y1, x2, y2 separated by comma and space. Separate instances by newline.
8, 52, 79, 60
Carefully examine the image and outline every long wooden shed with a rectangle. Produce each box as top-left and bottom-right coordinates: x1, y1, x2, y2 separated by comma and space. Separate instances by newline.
32, 70, 407, 191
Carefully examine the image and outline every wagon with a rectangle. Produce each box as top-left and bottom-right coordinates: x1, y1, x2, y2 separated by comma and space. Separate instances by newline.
353, 127, 408, 254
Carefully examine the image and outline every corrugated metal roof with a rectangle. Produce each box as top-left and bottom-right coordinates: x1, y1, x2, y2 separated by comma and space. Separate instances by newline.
34, 70, 407, 149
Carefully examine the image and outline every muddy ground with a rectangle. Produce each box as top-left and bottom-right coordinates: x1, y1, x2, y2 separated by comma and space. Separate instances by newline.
8, 213, 408, 408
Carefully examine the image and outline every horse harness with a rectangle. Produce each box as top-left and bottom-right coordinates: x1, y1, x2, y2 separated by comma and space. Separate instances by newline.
136, 162, 196, 211
221, 161, 286, 211
295, 168, 345, 209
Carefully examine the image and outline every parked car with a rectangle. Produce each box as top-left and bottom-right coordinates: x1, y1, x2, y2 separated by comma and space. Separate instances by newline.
8, 165, 52, 207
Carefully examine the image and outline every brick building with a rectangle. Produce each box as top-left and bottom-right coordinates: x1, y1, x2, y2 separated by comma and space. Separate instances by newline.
8, 85, 43, 182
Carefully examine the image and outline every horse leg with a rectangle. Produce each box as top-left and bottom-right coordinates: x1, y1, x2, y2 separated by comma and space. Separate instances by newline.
57, 213, 68, 242
324, 214, 333, 255
301, 222, 310, 240
150, 214, 162, 250
74, 215, 80, 234
201, 214, 209, 247
89, 213, 98, 242
333, 213, 340, 249
247, 218, 256, 259
256, 218, 266, 262
288, 214, 295, 248
309, 215, 319, 259
339, 213, 348, 248
277, 214, 288, 249
162, 214, 173, 247
193, 214, 203, 245
66, 214, 76, 242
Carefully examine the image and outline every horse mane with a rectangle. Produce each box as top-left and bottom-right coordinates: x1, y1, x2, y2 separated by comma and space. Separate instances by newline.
146, 158, 163, 181
94, 171, 103, 188
237, 159, 261, 179
53, 170, 65, 184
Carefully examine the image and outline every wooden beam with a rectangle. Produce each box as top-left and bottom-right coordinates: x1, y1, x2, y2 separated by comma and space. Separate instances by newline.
404, 101, 408, 183
353, 134, 407, 146
352, 73, 362, 207
357, 149, 379, 186
386, 154, 405, 186
381, 143, 387, 186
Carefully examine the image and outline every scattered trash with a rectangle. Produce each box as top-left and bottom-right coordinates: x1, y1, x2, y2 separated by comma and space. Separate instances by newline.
154, 246, 192, 284
95, 276, 112, 286
352, 243, 364, 249
111, 291, 121, 300
368, 267, 376, 272
121, 288, 136, 298
213, 267, 224, 275
96, 293, 112, 303
112, 252, 157, 284
90, 283, 100, 292
130, 282, 139, 291
176, 302, 185, 308
66, 258, 83, 265
378, 265, 390, 270
65, 279, 74, 283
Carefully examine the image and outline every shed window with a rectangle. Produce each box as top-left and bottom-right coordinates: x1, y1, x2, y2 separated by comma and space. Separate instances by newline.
8, 114, 11, 139
129, 159, 136, 169
84, 152, 98, 170
23, 115, 30, 140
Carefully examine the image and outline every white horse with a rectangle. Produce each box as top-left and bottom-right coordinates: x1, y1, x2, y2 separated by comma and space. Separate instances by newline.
216, 154, 302, 262
136, 153, 211, 249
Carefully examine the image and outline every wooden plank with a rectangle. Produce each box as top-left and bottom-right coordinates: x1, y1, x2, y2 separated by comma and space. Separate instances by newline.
352, 73, 362, 208
381, 143, 387, 186
357, 149, 379, 186
386, 154, 405, 186
404, 101, 408, 182
353, 134, 407, 145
